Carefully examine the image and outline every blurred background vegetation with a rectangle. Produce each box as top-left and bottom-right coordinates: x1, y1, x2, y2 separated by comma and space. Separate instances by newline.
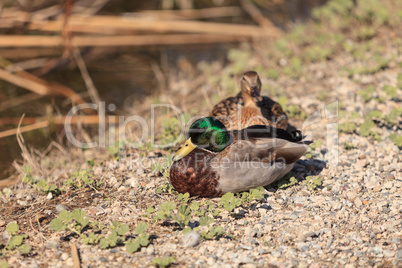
0, 0, 401, 181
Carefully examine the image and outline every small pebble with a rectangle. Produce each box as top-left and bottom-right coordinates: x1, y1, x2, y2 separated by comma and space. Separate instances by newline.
182, 232, 201, 248
46, 239, 59, 249
55, 204, 67, 213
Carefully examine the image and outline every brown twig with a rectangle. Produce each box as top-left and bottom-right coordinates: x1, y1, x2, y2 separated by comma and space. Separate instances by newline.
0, 93, 43, 112
71, 46, 101, 104
1, 120, 49, 139
71, 243, 81, 268
0, 115, 117, 138
239, 0, 282, 31
27, 15, 280, 37
15, 114, 41, 175
0, 66, 94, 114
0, 34, 253, 47
135, 6, 242, 20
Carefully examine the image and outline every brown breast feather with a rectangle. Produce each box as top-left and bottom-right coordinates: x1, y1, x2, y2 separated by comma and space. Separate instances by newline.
169, 148, 223, 197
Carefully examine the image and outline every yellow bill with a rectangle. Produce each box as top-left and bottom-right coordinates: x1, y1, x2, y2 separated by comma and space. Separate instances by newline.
172, 138, 197, 162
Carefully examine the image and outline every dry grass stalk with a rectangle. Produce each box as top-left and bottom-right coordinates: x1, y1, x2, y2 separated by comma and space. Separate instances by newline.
0, 48, 62, 59
0, 120, 49, 139
27, 15, 280, 37
0, 66, 94, 114
239, 0, 281, 30
135, 6, 242, 20
0, 115, 119, 139
15, 114, 42, 176
0, 93, 43, 112
0, 34, 253, 47
71, 46, 101, 104
71, 244, 81, 268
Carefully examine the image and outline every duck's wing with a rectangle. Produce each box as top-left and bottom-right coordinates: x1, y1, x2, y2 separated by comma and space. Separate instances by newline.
210, 95, 242, 129
216, 137, 309, 165
256, 96, 288, 130
210, 96, 241, 117
232, 125, 308, 143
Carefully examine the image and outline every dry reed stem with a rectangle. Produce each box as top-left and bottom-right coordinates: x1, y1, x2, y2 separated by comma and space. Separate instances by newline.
15, 114, 41, 176
0, 115, 116, 139
71, 46, 101, 104
135, 6, 242, 20
0, 34, 253, 47
0, 120, 49, 139
0, 93, 43, 112
0, 66, 94, 114
26, 15, 281, 37
71, 243, 81, 268
239, 0, 281, 30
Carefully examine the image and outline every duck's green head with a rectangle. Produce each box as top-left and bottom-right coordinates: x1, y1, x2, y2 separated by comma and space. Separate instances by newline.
172, 117, 231, 161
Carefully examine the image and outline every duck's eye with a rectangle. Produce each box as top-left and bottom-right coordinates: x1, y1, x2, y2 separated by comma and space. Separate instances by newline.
185, 144, 188, 147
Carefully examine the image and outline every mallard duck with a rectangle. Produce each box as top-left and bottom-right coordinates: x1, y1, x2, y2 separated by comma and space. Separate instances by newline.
211, 71, 288, 130
169, 117, 310, 197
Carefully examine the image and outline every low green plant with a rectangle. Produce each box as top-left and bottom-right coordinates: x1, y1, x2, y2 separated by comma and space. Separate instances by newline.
359, 119, 381, 140
389, 134, 402, 147
172, 205, 191, 228
155, 183, 175, 194
285, 105, 306, 120
305, 176, 323, 191
64, 169, 102, 189
22, 167, 61, 195
159, 115, 188, 146
239, 187, 265, 203
304, 45, 333, 62
0, 260, 8, 268
358, 85, 375, 102
177, 192, 190, 204
343, 142, 355, 150
199, 216, 214, 226
189, 201, 205, 217
398, 73, 402, 89
156, 201, 176, 220
125, 222, 150, 253
266, 69, 280, 80
310, 140, 322, 150
365, 110, 382, 120
200, 226, 224, 240
274, 173, 298, 190
82, 232, 102, 245
152, 156, 173, 179
384, 107, 402, 125
87, 159, 95, 167
339, 122, 356, 133
0, 223, 31, 256
99, 221, 129, 249
50, 209, 150, 253
304, 147, 318, 159
277, 96, 289, 108
49, 209, 90, 235
35, 179, 61, 195
382, 85, 397, 98
107, 145, 120, 158
219, 192, 242, 212
355, 26, 376, 40
153, 257, 175, 267
283, 57, 303, 79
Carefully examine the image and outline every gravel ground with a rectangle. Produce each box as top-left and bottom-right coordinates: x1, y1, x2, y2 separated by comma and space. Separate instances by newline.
1, 22, 402, 268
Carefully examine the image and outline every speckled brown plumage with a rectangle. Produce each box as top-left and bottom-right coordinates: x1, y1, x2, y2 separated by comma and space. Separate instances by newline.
169, 148, 223, 197
211, 71, 288, 130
